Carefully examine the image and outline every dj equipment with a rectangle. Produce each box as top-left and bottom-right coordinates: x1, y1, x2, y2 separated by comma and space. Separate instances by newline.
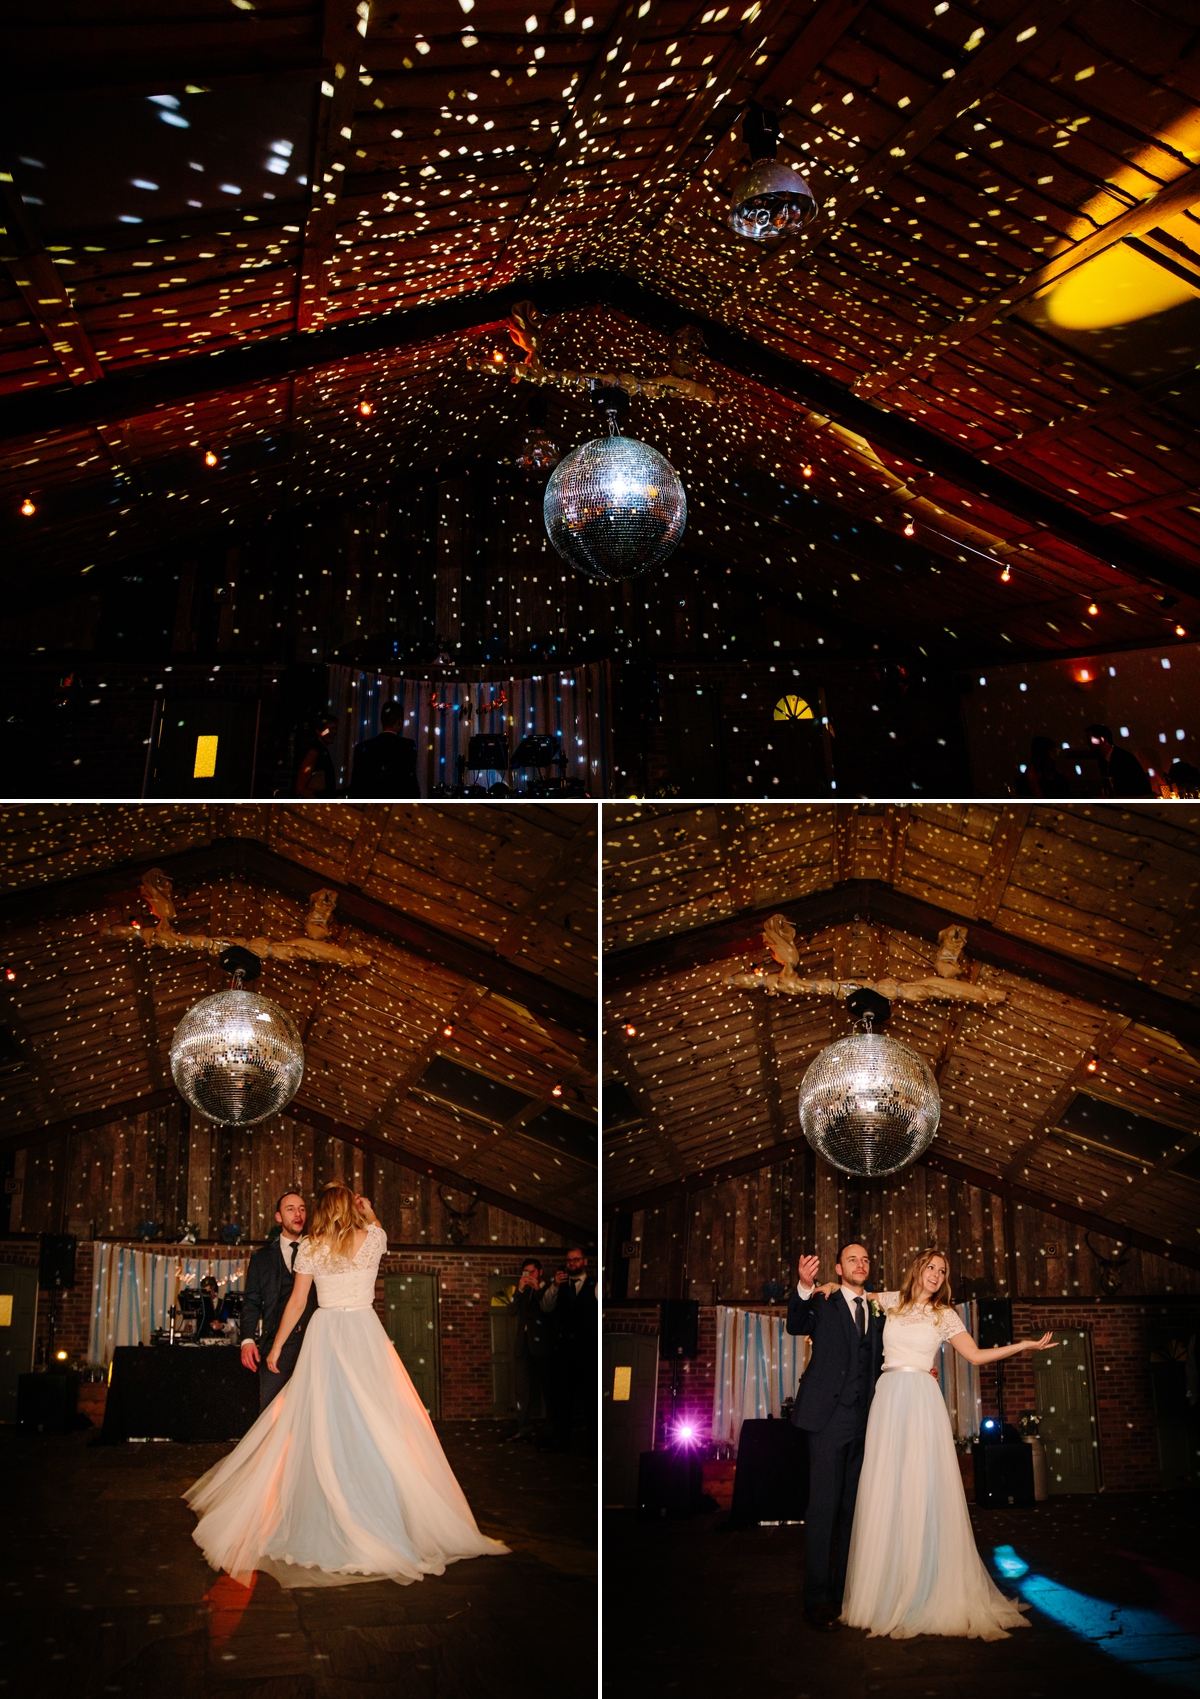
660, 1299, 699, 1359
973, 1439, 1035, 1508
977, 1298, 1013, 1349
637, 1449, 704, 1517
729, 1418, 808, 1528
38, 1233, 76, 1291
466, 734, 509, 771
510, 735, 562, 770
17, 1371, 80, 1436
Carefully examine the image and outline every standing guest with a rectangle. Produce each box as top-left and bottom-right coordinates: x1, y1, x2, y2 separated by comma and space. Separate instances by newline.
506, 1258, 553, 1442
540, 1246, 596, 1453
239, 1191, 318, 1411
1080, 724, 1154, 797
350, 700, 421, 798
294, 716, 339, 798
1025, 736, 1072, 797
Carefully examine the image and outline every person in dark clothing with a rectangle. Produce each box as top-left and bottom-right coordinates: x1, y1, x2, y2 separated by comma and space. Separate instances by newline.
539, 1246, 596, 1453
294, 716, 338, 799
1082, 724, 1154, 798
350, 700, 421, 798
506, 1258, 553, 1441
239, 1191, 319, 1411
1168, 759, 1200, 798
1026, 736, 1072, 797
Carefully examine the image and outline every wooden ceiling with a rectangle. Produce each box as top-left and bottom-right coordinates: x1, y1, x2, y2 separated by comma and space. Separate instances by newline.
3, 0, 1200, 662
603, 802, 1200, 1265
0, 802, 597, 1233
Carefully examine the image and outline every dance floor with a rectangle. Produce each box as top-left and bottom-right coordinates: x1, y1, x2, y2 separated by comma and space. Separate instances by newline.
605, 1491, 1200, 1698
0, 1420, 595, 1697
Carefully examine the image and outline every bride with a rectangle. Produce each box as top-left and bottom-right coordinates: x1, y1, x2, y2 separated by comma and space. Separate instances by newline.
834, 1247, 1055, 1640
185, 1182, 508, 1587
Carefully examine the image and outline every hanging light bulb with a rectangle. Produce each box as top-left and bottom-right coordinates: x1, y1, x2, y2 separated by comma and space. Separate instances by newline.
203, 449, 219, 468
357, 398, 375, 417
1087, 602, 1099, 616
801, 464, 813, 479
19, 496, 36, 517
903, 520, 915, 537
1000, 565, 1012, 582
797, 990, 940, 1177
169, 948, 304, 1126
544, 389, 686, 580
727, 103, 817, 244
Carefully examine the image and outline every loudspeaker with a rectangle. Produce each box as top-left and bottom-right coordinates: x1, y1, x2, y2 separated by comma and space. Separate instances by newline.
729, 1418, 809, 1528
977, 1297, 1012, 1349
973, 1440, 1035, 1508
637, 1449, 703, 1517
17, 1372, 80, 1437
38, 1233, 76, 1290
660, 1299, 699, 1358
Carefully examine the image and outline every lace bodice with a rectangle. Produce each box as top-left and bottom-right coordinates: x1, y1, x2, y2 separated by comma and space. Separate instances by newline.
878, 1292, 965, 1371
294, 1222, 387, 1310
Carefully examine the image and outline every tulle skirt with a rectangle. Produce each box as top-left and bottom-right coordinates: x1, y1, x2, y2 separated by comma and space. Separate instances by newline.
184, 1307, 509, 1587
841, 1368, 1029, 1640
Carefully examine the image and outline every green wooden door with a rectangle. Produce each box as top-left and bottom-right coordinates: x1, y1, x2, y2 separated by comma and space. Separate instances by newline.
0, 1265, 38, 1423
489, 1274, 518, 1419
1033, 1327, 1099, 1492
603, 1332, 659, 1508
383, 1274, 439, 1419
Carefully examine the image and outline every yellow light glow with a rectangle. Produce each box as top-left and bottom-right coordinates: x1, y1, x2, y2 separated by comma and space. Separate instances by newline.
774, 695, 815, 721
193, 734, 219, 778
0, 1295, 12, 1327
1045, 234, 1197, 329
612, 1364, 632, 1401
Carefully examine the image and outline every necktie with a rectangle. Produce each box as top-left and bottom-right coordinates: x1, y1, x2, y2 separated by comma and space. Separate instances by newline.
854, 1295, 865, 1338
290, 1239, 299, 1272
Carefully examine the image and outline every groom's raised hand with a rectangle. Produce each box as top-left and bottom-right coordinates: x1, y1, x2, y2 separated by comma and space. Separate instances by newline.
797, 1254, 820, 1288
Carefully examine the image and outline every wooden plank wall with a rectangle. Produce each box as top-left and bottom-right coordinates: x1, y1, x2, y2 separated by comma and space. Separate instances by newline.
8, 1104, 571, 1248
624, 1157, 1200, 1302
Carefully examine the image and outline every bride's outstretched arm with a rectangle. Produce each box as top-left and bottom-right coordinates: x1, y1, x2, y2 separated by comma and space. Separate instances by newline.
949, 1329, 1057, 1368
266, 1273, 314, 1373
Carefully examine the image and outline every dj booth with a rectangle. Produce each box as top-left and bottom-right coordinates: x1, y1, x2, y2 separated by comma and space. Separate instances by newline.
101, 1343, 258, 1443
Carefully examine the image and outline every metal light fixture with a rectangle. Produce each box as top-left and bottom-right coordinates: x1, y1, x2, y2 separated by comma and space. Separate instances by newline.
169, 947, 304, 1127
543, 389, 686, 580
511, 390, 562, 476
728, 103, 817, 244
797, 989, 940, 1177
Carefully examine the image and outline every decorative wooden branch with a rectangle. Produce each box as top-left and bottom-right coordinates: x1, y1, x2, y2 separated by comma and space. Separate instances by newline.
104, 869, 373, 969
465, 299, 718, 405
729, 915, 1006, 1007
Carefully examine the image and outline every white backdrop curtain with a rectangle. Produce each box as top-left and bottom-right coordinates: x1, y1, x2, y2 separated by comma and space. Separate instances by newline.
326, 662, 612, 795
89, 1244, 251, 1366
712, 1299, 982, 1449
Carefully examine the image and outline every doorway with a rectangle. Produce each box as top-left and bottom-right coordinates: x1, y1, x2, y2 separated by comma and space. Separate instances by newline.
0, 1265, 38, 1423
661, 687, 726, 794
1033, 1326, 1100, 1492
383, 1274, 440, 1419
603, 1332, 659, 1507
147, 697, 261, 797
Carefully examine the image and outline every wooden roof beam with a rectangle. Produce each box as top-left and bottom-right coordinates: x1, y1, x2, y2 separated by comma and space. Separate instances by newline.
296, 0, 367, 332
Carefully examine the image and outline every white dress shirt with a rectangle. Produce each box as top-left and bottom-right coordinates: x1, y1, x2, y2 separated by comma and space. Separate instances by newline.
797, 1281, 872, 1328
279, 1232, 304, 1272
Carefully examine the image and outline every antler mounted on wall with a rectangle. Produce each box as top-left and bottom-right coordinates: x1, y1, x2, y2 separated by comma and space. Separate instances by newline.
104, 869, 374, 969
729, 915, 1006, 1007
466, 300, 718, 405
1085, 1231, 1133, 1295
438, 1186, 481, 1246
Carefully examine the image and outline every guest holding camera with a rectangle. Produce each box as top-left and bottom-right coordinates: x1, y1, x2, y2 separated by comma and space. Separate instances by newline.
506, 1258, 553, 1442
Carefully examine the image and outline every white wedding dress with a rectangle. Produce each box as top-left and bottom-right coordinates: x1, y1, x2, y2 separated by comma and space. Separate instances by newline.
185, 1223, 508, 1587
840, 1295, 1029, 1640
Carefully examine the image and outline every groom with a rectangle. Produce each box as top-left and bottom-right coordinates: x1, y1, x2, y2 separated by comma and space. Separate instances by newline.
787, 1242, 885, 1630
239, 1190, 319, 1410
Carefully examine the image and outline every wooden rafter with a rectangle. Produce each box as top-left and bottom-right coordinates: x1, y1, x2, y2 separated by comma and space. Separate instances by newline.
493, 813, 597, 963
1002, 1012, 1132, 1179
296, 0, 369, 332
973, 804, 1030, 923
0, 172, 103, 385
607, 1022, 688, 1183
0, 1088, 178, 1156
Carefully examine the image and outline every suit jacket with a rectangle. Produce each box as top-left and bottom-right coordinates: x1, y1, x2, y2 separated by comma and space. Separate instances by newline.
350, 732, 420, 799
240, 1235, 319, 1351
507, 1285, 554, 1359
545, 1274, 596, 1354
786, 1285, 885, 1433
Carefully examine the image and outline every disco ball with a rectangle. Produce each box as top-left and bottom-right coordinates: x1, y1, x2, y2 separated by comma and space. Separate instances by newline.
512, 426, 562, 475
543, 433, 686, 580
169, 986, 304, 1126
798, 1031, 940, 1177
728, 157, 817, 243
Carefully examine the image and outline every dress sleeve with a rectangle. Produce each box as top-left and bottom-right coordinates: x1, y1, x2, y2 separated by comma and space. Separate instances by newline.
369, 1221, 388, 1252
878, 1291, 901, 1312
939, 1306, 966, 1339
294, 1238, 316, 1277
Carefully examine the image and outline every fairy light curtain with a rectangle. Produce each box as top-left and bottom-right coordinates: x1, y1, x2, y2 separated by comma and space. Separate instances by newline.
89, 1243, 250, 1366
327, 662, 612, 794
711, 1300, 981, 1448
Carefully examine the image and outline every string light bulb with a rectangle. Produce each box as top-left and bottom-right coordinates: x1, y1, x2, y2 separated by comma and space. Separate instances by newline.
902, 520, 915, 537
19, 497, 35, 517
1000, 566, 1011, 582
1175, 623, 1186, 637
1086, 1057, 1098, 1073
551, 1083, 563, 1097
442, 1023, 454, 1038
357, 399, 375, 417
1087, 602, 1099, 616
801, 464, 813, 479
203, 449, 219, 468
3, 965, 15, 982
624, 1023, 637, 1036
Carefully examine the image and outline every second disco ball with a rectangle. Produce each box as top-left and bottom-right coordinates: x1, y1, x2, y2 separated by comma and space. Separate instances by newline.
798, 1029, 940, 1177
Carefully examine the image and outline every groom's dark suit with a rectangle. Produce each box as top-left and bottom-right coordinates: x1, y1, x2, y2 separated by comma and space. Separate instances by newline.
240, 1233, 319, 1411
787, 1284, 885, 1610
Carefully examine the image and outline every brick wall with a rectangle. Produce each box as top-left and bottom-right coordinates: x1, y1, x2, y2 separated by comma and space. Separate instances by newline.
0, 1236, 554, 1423
607, 1301, 782, 1450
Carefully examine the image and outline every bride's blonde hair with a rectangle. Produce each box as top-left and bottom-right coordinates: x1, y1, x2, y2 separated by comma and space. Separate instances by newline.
308, 1181, 367, 1261
897, 1247, 952, 1313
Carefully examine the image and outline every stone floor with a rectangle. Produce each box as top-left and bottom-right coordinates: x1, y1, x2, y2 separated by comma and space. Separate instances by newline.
605, 1491, 1200, 1698
0, 1421, 596, 1698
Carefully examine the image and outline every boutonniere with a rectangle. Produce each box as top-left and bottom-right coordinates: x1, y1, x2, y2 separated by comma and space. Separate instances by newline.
868, 1299, 884, 1320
